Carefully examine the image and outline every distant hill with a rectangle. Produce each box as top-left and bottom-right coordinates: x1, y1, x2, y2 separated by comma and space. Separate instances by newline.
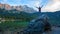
32, 11, 60, 26
46, 11, 60, 26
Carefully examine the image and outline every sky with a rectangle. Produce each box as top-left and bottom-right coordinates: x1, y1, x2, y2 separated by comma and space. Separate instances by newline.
0, 0, 60, 12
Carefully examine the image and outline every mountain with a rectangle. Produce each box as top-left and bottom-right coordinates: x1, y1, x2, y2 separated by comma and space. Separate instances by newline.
0, 3, 37, 13
22, 5, 37, 13
9, 5, 37, 13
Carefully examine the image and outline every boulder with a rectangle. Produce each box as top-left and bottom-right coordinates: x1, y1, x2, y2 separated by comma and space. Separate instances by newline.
23, 14, 51, 34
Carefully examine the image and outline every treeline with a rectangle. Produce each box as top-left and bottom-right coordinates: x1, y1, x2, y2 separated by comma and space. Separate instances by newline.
0, 8, 36, 22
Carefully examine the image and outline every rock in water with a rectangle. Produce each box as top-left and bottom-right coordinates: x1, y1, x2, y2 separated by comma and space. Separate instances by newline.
23, 14, 51, 34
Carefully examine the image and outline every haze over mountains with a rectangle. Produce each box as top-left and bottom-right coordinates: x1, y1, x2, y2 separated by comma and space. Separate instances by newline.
0, 3, 37, 13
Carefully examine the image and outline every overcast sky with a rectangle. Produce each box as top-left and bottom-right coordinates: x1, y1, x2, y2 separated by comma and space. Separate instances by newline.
0, 0, 60, 12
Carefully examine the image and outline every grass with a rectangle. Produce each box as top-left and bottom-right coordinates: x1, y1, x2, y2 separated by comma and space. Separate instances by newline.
0, 21, 29, 31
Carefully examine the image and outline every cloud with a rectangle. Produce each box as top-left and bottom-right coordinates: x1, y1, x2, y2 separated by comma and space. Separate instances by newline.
0, 0, 21, 4
42, 0, 60, 12
0, 0, 40, 6
1, 0, 40, 6
24, 0, 40, 11
0, 0, 7, 3
31, 1, 40, 7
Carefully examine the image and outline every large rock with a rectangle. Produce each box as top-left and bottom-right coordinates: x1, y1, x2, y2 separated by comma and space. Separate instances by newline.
23, 14, 51, 34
